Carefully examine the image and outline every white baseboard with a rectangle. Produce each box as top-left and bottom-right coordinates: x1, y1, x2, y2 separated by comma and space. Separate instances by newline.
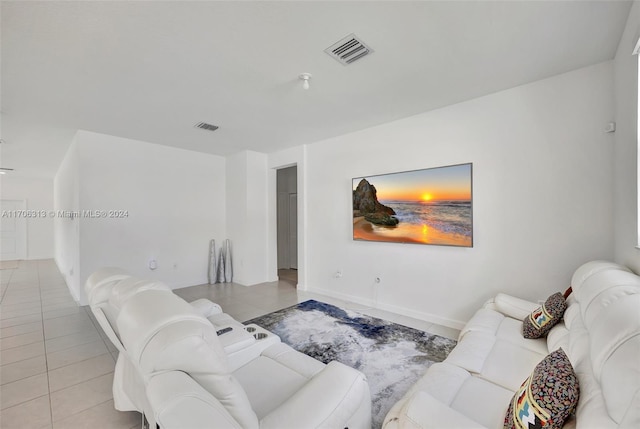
376, 301, 465, 330
305, 285, 465, 330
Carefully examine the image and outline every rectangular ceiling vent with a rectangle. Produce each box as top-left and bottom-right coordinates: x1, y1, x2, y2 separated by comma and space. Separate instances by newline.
324, 33, 373, 66
194, 122, 219, 132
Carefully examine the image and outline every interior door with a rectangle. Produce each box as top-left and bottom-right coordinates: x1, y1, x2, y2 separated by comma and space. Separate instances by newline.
0, 200, 27, 261
277, 192, 290, 269
289, 193, 297, 269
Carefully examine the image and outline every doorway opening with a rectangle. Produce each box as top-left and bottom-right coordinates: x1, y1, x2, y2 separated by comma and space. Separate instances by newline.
0, 199, 27, 262
276, 166, 297, 286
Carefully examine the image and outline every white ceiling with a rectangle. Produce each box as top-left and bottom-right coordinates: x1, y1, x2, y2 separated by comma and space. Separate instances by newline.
0, 1, 633, 179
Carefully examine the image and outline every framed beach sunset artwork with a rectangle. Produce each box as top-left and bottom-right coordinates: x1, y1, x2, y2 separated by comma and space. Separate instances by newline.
352, 163, 473, 247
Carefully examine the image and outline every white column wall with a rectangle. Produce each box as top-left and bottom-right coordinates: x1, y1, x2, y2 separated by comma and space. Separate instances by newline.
226, 150, 269, 286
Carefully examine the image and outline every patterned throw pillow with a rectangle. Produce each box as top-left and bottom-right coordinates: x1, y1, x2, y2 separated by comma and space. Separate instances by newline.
504, 348, 579, 429
522, 292, 567, 339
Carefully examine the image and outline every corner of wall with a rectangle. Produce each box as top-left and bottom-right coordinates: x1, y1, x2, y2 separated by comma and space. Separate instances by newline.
53, 133, 82, 303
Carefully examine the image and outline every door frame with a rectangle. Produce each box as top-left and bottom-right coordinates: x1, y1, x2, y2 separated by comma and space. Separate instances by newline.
268, 147, 307, 289
288, 193, 298, 269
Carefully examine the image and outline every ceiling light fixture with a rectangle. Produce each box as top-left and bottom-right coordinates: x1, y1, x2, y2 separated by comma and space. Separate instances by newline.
298, 73, 312, 90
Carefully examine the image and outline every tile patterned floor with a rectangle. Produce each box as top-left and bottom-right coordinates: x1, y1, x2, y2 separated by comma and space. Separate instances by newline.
0, 260, 139, 429
0, 260, 459, 428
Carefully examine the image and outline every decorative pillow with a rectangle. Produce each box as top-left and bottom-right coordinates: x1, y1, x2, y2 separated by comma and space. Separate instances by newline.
563, 286, 573, 299
522, 292, 567, 339
504, 348, 579, 429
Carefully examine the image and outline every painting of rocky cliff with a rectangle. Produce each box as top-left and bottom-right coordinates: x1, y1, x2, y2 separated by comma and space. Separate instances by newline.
352, 163, 473, 247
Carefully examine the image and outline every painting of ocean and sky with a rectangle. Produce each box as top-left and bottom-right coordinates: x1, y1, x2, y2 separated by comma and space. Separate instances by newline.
352, 163, 472, 247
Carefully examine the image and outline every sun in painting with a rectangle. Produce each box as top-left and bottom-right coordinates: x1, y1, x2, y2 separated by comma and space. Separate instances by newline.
421, 193, 433, 201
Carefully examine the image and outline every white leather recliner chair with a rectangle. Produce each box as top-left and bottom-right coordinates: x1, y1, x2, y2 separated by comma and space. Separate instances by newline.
117, 289, 372, 429
84, 268, 224, 412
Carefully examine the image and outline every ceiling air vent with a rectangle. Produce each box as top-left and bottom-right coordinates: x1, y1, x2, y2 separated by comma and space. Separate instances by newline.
194, 122, 219, 132
324, 33, 373, 66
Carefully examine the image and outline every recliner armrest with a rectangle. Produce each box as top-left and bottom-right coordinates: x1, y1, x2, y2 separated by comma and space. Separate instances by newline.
260, 361, 372, 429
189, 298, 223, 318
488, 293, 538, 320
146, 371, 244, 429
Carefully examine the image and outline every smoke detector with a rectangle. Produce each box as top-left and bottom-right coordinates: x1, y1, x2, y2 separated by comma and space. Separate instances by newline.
324, 33, 373, 66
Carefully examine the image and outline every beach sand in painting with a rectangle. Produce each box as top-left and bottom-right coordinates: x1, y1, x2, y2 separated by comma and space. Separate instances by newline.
353, 217, 471, 247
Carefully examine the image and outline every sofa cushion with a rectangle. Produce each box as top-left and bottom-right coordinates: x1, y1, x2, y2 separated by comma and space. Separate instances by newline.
504, 348, 579, 429
461, 308, 549, 355
522, 293, 566, 339
234, 354, 310, 419
388, 390, 486, 429
445, 330, 547, 392
405, 362, 513, 429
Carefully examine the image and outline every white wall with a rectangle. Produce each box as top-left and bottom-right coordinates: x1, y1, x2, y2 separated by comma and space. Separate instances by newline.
226, 150, 269, 286
54, 131, 226, 304
301, 62, 615, 328
1, 175, 55, 260
54, 138, 81, 300
614, 0, 640, 273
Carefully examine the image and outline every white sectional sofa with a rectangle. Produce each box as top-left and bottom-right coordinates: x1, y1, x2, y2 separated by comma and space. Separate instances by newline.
85, 268, 372, 429
383, 261, 640, 429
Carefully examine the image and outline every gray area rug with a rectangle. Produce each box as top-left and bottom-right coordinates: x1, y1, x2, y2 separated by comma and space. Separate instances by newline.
245, 300, 457, 428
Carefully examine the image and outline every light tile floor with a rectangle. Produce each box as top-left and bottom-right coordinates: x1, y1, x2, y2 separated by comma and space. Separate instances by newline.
0, 260, 140, 429
0, 260, 459, 429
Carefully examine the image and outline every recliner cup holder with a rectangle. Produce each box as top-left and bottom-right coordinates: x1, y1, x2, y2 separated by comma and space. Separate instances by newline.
254, 333, 268, 340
